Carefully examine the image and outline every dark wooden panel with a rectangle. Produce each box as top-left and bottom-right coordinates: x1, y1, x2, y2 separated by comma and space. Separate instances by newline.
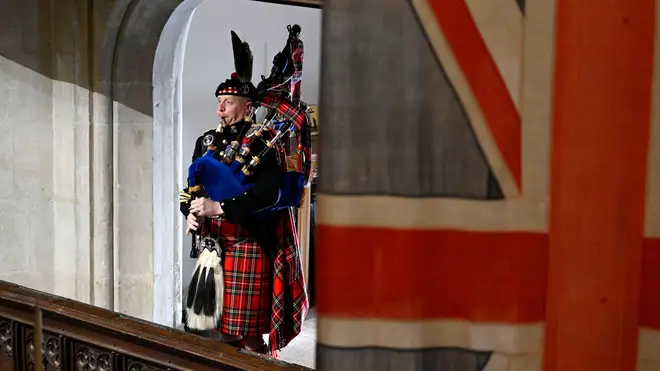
124, 357, 173, 371
0, 317, 15, 370
71, 341, 117, 371
23, 328, 63, 370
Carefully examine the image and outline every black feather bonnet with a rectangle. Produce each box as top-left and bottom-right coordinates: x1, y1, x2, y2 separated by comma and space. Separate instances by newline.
215, 31, 255, 99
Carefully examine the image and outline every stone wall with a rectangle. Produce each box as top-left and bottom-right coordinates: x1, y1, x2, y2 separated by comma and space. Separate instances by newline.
0, 0, 164, 322
0, 0, 55, 294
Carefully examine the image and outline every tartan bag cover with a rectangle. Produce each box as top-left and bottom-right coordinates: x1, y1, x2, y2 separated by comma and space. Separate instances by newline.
269, 208, 309, 354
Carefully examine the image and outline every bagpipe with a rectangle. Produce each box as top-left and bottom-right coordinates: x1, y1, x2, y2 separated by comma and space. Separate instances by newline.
184, 117, 305, 217
256, 23, 312, 182
180, 26, 312, 333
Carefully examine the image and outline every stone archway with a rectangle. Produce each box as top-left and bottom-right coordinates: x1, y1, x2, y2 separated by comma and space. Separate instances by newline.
101, 0, 188, 327
152, 0, 205, 327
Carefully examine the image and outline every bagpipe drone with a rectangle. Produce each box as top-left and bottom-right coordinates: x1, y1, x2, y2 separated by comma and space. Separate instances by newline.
180, 26, 312, 333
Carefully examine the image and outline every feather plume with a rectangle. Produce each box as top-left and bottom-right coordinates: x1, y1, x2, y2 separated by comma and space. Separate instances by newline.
231, 31, 253, 83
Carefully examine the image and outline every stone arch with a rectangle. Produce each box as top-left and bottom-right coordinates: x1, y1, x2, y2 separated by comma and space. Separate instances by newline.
98, 0, 187, 327
152, 0, 205, 327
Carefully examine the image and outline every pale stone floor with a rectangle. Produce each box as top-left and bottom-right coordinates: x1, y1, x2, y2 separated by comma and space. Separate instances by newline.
274, 307, 317, 368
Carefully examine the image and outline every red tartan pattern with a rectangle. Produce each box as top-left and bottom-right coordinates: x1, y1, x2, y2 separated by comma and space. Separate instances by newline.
206, 219, 272, 336
289, 37, 304, 105
268, 56, 310, 349
266, 132, 309, 353
261, 36, 304, 105
259, 95, 306, 131
256, 34, 312, 182
269, 208, 309, 354
258, 95, 313, 181
202, 127, 308, 352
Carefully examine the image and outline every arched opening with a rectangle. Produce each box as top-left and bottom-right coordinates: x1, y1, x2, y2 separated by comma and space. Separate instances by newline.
150, 0, 320, 366
179, 0, 322, 319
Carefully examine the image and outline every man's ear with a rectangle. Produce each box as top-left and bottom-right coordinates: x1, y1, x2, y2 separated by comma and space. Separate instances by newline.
244, 100, 253, 114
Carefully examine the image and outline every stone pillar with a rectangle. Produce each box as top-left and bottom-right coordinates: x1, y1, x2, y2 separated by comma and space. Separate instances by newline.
50, 0, 96, 305
543, 0, 655, 369
152, 0, 205, 327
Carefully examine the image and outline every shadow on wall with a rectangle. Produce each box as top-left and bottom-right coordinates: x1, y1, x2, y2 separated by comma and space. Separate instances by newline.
0, 0, 188, 118
0, 0, 320, 119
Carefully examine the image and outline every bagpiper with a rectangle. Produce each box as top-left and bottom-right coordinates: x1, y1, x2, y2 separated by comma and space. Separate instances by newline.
180, 26, 310, 357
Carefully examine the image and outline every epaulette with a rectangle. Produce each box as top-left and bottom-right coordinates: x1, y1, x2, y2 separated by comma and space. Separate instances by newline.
196, 128, 216, 142
198, 128, 219, 151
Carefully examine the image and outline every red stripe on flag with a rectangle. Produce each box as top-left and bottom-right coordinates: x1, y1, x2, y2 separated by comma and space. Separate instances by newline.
316, 225, 547, 323
640, 237, 660, 329
317, 225, 660, 328
426, 0, 522, 190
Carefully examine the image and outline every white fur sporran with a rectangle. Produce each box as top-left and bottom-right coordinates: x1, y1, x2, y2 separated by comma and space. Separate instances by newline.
183, 237, 224, 332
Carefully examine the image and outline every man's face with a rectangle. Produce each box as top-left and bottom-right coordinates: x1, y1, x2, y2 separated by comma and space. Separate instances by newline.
216, 95, 252, 126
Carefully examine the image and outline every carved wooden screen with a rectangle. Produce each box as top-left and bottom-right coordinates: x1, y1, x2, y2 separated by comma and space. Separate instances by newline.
0, 281, 310, 371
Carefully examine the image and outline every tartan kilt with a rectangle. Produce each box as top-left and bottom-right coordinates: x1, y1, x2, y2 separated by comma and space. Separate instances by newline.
206, 219, 272, 336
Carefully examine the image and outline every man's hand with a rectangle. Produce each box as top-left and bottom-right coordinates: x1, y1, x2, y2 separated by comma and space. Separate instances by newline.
190, 197, 224, 217
186, 212, 204, 235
